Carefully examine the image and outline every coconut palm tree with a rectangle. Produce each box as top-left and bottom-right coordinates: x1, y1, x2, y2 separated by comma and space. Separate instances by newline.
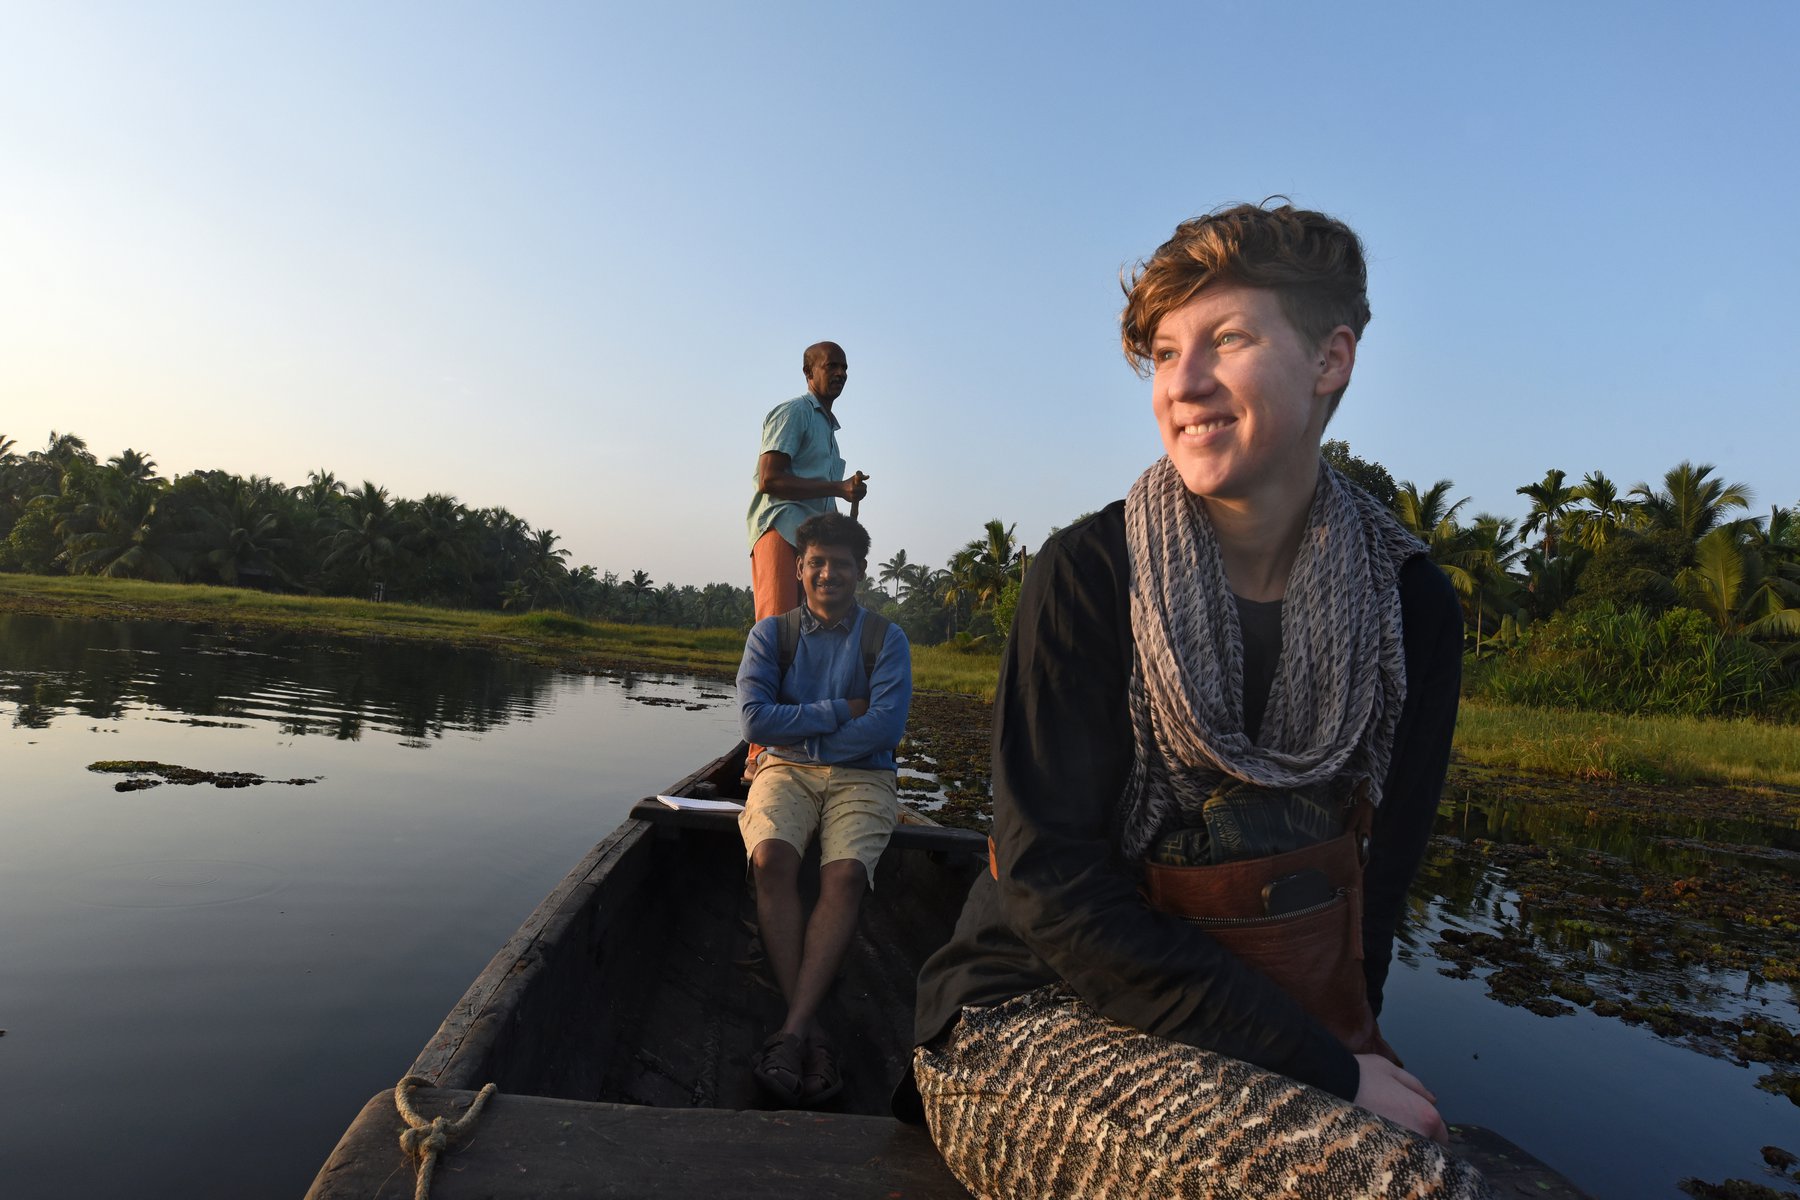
1516, 468, 1578, 563
295, 469, 348, 514
951, 520, 1020, 613
43, 431, 92, 470
892, 562, 932, 605
1444, 514, 1528, 654
936, 559, 975, 638
324, 482, 399, 583
60, 478, 181, 581
1748, 506, 1800, 578
1517, 542, 1587, 621
1568, 471, 1635, 553
398, 493, 473, 598
8, 432, 90, 503
523, 527, 571, 608
878, 549, 910, 600
650, 583, 677, 623
624, 569, 655, 622
0, 434, 27, 540
1393, 479, 1465, 540
473, 506, 533, 594
1392, 479, 1470, 563
1631, 461, 1752, 545
195, 475, 291, 587
698, 581, 746, 628
1676, 526, 1800, 639
107, 449, 160, 485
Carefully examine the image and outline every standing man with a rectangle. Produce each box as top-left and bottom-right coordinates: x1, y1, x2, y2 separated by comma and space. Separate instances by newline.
745, 341, 870, 620
736, 512, 912, 1108
743, 341, 871, 778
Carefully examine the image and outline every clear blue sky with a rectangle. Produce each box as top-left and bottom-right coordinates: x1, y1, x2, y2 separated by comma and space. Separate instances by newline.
4, 1, 1795, 587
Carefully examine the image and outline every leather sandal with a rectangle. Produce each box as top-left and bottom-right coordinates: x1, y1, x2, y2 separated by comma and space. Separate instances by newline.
798, 1034, 843, 1107
752, 1032, 805, 1105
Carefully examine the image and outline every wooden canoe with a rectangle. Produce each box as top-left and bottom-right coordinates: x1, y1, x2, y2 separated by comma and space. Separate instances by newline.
306, 745, 1593, 1198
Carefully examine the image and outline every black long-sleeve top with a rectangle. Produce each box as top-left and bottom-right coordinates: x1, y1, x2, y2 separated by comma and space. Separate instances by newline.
913, 501, 1463, 1102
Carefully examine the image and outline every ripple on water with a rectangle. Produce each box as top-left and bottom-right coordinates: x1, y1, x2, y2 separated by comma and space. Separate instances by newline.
68, 858, 287, 908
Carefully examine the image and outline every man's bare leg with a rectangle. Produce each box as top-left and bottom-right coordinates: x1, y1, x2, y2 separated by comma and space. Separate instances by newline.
776, 857, 868, 1041
749, 838, 806, 1003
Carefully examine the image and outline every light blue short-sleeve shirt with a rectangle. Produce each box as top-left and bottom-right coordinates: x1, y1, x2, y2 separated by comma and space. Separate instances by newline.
745, 393, 845, 550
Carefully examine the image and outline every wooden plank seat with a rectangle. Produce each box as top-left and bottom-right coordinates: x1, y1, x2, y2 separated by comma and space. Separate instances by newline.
307, 1086, 972, 1199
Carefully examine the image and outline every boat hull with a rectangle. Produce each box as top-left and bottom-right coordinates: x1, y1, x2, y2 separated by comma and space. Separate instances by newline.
306, 747, 1593, 1198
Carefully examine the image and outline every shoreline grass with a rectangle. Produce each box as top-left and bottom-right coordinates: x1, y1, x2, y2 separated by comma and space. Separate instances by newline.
1452, 698, 1800, 791
5, 573, 1797, 794
0, 573, 1001, 695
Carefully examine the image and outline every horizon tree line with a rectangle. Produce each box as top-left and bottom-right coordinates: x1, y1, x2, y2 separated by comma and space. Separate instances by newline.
2, 431, 1796, 675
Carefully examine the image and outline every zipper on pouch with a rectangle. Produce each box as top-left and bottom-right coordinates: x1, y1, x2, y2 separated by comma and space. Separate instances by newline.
1178, 888, 1346, 929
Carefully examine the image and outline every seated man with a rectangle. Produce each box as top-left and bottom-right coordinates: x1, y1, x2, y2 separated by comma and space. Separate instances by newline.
735, 512, 912, 1107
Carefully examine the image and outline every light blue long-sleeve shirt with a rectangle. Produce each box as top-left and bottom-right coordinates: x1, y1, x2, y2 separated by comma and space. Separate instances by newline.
737, 605, 911, 771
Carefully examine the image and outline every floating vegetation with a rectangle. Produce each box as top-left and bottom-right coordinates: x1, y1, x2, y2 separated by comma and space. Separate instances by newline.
1679, 1178, 1799, 1199
1424, 777, 1800, 1080
87, 761, 321, 792
898, 690, 992, 831
626, 694, 713, 711
1758, 1070, 1800, 1106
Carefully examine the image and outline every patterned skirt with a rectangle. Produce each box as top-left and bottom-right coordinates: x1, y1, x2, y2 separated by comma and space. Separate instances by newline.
914, 986, 1491, 1200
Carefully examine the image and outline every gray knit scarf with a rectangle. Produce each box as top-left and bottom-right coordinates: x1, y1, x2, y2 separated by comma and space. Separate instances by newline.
1115, 457, 1426, 865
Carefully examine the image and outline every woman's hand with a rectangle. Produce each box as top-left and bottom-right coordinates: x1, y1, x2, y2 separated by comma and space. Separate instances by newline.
1353, 1054, 1448, 1144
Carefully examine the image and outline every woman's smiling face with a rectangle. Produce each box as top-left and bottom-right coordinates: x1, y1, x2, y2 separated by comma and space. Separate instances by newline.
1149, 284, 1352, 511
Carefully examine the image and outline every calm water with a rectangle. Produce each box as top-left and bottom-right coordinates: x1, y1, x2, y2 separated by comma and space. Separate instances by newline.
2, 614, 1795, 1198
1392, 797, 1800, 1199
0, 614, 739, 1198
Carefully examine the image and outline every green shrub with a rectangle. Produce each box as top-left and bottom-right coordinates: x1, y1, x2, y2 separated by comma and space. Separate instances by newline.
1473, 602, 1784, 718
6, 499, 62, 575
992, 579, 1022, 642
513, 611, 599, 638
1567, 529, 1686, 614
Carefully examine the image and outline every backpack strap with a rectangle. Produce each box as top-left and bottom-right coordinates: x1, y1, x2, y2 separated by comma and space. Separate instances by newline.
776, 606, 805, 677
856, 609, 892, 684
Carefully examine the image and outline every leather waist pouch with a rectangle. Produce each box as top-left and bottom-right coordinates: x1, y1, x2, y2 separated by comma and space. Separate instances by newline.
1141, 830, 1399, 1063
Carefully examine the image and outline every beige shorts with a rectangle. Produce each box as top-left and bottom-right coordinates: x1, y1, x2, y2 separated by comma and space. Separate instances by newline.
739, 759, 899, 884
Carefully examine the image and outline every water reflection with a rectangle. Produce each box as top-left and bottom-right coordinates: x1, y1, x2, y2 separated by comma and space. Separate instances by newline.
0, 613, 557, 742
1415, 788, 1799, 1059
1435, 789, 1800, 874
1379, 787, 1800, 1196
5, 612, 1795, 1198
0, 612, 741, 1200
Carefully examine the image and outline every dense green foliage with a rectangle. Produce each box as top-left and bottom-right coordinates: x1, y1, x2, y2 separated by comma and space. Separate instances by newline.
868, 518, 1026, 648
1468, 604, 1786, 718
1394, 462, 1800, 719
0, 430, 1031, 647
0, 431, 759, 627
4, 432, 1794, 713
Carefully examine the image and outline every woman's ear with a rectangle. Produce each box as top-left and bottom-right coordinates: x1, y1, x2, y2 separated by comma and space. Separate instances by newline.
1313, 326, 1357, 397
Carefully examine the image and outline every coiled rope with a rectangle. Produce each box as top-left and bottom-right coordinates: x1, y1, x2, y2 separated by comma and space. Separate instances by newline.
394, 1075, 498, 1200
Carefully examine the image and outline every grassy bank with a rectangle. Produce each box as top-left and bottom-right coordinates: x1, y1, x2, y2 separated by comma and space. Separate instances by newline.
1453, 698, 1800, 790
0, 573, 1001, 695
5, 574, 1798, 793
